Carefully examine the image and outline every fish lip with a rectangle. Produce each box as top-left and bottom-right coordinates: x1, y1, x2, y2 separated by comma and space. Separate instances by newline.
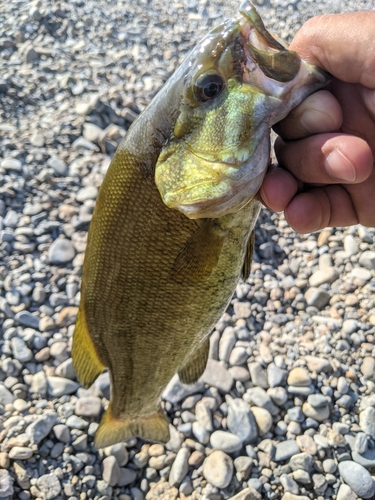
185, 143, 245, 168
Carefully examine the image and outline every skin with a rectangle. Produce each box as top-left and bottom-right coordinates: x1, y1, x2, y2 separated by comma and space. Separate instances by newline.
259, 11, 375, 233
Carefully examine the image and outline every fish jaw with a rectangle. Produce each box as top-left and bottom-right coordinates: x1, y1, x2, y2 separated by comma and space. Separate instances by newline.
155, 1, 330, 220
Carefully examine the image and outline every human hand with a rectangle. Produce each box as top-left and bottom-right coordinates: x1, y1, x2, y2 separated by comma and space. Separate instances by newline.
260, 11, 375, 233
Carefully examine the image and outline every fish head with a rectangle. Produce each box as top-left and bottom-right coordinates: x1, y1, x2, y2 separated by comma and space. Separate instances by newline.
155, 1, 330, 219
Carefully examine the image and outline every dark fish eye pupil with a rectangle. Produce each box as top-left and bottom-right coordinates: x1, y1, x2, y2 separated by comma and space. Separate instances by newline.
195, 73, 224, 102
204, 82, 219, 98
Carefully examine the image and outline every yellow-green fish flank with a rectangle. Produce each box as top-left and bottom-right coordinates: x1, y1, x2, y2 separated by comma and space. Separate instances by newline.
72, 1, 329, 448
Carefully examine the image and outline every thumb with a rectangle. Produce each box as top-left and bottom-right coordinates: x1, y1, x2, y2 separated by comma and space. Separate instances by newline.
289, 11, 375, 89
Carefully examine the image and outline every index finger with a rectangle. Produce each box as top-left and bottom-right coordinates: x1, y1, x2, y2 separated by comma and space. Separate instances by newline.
289, 11, 375, 89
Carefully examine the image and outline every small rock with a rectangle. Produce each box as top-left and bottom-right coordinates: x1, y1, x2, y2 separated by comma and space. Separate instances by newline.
48, 238, 76, 264
273, 440, 300, 462
336, 484, 357, 500
287, 368, 311, 387
251, 407, 272, 436
210, 431, 243, 453
338, 460, 375, 498
8, 447, 33, 460
47, 377, 79, 397
102, 455, 120, 486
309, 267, 339, 287
305, 356, 332, 373
304, 287, 330, 309
359, 407, 375, 439
359, 251, 375, 270
169, 448, 190, 487
227, 487, 261, 500
75, 396, 102, 418
0, 470, 14, 497
26, 413, 57, 444
227, 398, 257, 444
201, 359, 234, 392
202, 450, 233, 489
361, 357, 375, 380
37, 473, 61, 500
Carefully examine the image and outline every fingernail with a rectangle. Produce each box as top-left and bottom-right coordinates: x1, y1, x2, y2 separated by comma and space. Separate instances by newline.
300, 109, 335, 134
325, 148, 356, 182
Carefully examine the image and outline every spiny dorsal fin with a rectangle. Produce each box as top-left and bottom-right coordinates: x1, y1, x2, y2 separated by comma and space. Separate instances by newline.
178, 338, 210, 385
241, 230, 255, 282
171, 219, 227, 284
72, 308, 106, 389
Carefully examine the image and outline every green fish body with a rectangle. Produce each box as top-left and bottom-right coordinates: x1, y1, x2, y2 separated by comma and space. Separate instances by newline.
72, 1, 329, 448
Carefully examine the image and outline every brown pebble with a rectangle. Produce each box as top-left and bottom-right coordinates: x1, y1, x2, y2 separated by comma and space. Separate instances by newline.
188, 450, 204, 466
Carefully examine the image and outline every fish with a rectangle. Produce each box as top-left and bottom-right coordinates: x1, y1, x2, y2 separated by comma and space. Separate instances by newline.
72, 1, 329, 448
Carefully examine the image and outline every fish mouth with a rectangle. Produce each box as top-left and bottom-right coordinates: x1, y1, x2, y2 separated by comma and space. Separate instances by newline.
237, 2, 330, 104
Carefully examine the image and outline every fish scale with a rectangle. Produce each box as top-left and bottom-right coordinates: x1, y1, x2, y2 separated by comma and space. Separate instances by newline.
72, 1, 329, 448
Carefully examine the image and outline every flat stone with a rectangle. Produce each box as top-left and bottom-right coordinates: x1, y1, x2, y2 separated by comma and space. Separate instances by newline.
350, 267, 372, 281
359, 251, 375, 270
227, 399, 257, 444
304, 356, 332, 373
359, 407, 375, 439
102, 455, 120, 486
337, 484, 356, 500
104, 443, 128, 466
117, 468, 137, 487
11, 337, 33, 363
267, 363, 287, 388
280, 474, 299, 494
75, 396, 102, 418
47, 377, 79, 397
210, 431, 243, 453
53, 424, 70, 443
48, 238, 76, 264
289, 453, 313, 472
14, 311, 40, 329
302, 402, 330, 422
246, 387, 278, 415
296, 435, 317, 455
76, 185, 98, 203
0, 383, 15, 405
281, 494, 309, 500
162, 374, 204, 404
251, 407, 272, 436
273, 440, 300, 462
202, 450, 233, 489
248, 362, 268, 388
304, 287, 330, 309
361, 357, 375, 380
37, 473, 61, 499
344, 235, 359, 256
8, 446, 33, 460
0, 470, 14, 497
66, 415, 88, 429
47, 156, 67, 176
309, 267, 339, 287
219, 327, 236, 362
287, 368, 311, 387
227, 487, 261, 500
31, 371, 47, 396
169, 448, 189, 487
26, 413, 57, 444
338, 460, 375, 498
1, 158, 22, 172
201, 359, 233, 392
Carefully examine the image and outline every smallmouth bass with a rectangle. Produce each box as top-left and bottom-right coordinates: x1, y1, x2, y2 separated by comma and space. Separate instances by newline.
72, 1, 329, 448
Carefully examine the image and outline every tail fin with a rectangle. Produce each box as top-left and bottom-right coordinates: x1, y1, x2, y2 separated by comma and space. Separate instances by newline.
94, 403, 170, 448
72, 308, 106, 388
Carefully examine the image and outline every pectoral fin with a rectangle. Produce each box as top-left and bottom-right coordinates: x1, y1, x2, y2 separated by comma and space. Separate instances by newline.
171, 219, 227, 284
178, 338, 210, 385
72, 308, 106, 388
94, 403, 170, 448
241, 230, 255, 282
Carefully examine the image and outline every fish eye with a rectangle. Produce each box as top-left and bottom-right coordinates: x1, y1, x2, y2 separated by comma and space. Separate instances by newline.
194, 73, 224, 102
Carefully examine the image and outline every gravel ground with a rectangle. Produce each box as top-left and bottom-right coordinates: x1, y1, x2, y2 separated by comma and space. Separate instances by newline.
1, 0, 375, 499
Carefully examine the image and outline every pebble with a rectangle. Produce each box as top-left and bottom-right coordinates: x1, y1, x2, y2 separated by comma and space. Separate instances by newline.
338, 460, 375, 498
26, 413, 57, 444
273, 440, 300, 462
75, 396, 102, 418
102, 455, 120, 486
309, 267, 339, 287
202, 450, 233, 489
47, 377, 79, 397
201, 359, 234, 392
36, 474, 61, 499
251, 406, 273, 435
227, 398, 258, 444
359, 407, 375, 438
336, 484, 356, 500
287, 368, 311, 387
0, 470, 14, 498
48, 238, 76, 264
169, 448, 189, 487
210, 431, 243, 453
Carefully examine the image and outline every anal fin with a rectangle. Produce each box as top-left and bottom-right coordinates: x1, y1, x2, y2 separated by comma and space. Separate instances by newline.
72, 307, 106, 389
178, 338, 210, 385
171, 219, 227, 284
241, 230, 255, 282
94, 403, 170, 448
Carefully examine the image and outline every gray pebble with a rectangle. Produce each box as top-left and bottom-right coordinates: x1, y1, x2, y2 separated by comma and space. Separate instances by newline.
26, 413, 57, 444
37, 473, 61, 500
210, 430, 243, 453
273, 440, 300, 462
338, 460, 375, 498
227, 398, 257, 444
169, 448, 190, 487
48, 238, 76, 265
